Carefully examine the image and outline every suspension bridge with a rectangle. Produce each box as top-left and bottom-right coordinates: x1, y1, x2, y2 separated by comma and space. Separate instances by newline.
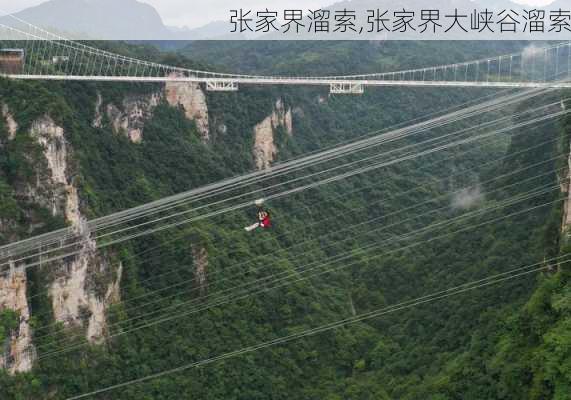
1, 12, 571, 398
1, 15, 571, 93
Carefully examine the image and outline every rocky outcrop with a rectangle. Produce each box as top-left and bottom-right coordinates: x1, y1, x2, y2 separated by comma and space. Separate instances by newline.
86, 259, 122, 343
95, 85, 210, 143
561, 142, 571, 231
49, 245, 122, 344
28, 116, 80, 224
92, 92, 103, 129
28, 115, 121, 343
105, 93, 161, 144
165, 78, 209, 141
191, 244, 208, 295
253, 117, 278, 171
1, 104, 17, 140
0, 266, 35, 374
253, 99, 293, 170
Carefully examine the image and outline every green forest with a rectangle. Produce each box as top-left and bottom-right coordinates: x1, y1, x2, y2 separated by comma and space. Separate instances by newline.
0, 40, 569, 400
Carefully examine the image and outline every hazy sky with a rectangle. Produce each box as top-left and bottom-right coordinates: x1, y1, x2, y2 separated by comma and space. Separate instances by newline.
0, 0, 559, 29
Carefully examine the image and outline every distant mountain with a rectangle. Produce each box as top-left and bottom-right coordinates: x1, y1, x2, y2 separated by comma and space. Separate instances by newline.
549, 0, 570, 10
1, 0, 173, 40
1, 0, 565, 41
178, 21, 250, 41
259, 0, 528, 40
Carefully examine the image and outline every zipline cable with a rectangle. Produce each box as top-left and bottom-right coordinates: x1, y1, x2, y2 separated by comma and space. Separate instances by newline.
24, 130, 563, 312
6, 104, 563, 272
64, 256, 569, 400
29, 153, 566, 338
0, 88, 551, 261
5, 98, 553, 270
38, 188, 562, 359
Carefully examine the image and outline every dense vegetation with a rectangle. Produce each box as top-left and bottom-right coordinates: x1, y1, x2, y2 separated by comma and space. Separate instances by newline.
0, 40, 569, 399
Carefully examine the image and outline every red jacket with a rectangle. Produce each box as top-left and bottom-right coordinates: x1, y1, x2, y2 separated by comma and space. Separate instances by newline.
260, 215, 271, 228
258, 210, 271, 228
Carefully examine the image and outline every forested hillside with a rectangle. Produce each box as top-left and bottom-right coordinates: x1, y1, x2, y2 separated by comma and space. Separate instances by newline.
0, 40, 569, 399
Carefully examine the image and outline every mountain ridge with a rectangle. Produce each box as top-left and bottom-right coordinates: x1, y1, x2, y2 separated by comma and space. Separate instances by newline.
2, 0, 562, 40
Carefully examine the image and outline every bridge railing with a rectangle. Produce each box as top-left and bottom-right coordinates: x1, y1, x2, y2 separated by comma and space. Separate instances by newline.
0, 13, 570, 89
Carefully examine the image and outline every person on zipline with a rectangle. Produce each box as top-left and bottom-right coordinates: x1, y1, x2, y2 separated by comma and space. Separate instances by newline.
245, 199, 271, 232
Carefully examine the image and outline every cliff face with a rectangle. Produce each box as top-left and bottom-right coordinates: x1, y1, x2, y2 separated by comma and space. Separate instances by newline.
0, 112, 123, 374
191, 244, 208, 296
98, 92, 161, 144
92, 92, 104, 129
165, 79, 210, 141
0, 110, 34, 374
29, 116, 79, 223
253, 99, 293, 170
562, 141, 571, 231
29, 116, 121, 343
95, 83, 210, 143
1, 104, 18, 140
1, 81, 214, 374
49, 246, 122, 343
0, 267, 34, 374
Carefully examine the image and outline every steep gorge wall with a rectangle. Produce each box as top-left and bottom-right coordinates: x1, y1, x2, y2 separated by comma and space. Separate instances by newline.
94, 81, 210, 143
0, 112, 37, 374
1, 88, 294, 375
2, 104, 18, 140
561, 140, 571, 231
49, 250, 122, 344
191, 244, 208, 296
1, 112, 123, 374
165, 80, 210, 141
0, 267, 34, 374
253, 99, 293, 170
29, 117, 80, 223
94, 92, 161, 144
30, 116, 122, 342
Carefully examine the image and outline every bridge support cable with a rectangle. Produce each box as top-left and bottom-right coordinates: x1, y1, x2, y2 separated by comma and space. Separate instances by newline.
0, 13, 570, 89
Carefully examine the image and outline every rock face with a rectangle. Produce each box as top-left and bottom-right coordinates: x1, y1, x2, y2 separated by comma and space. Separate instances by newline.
165, 79, 210, 141
0, 106, 33, 374
29, 117, 122, 343
0, 267, 34, 374
253, 99, 293, 170
49, 246, 122, 344
191, 244, 208, 295
26, 116, 121, 347
92, 92, 104, 129
0, 109, 19, 243
29, 116, 80, 224
562, 142, 571, 231
1, 104, 18, 140
103, 92, 161, 144
95, 84, 210, 143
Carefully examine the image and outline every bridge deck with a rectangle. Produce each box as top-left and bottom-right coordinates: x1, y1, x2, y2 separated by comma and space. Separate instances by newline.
5, 74, 571, 89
